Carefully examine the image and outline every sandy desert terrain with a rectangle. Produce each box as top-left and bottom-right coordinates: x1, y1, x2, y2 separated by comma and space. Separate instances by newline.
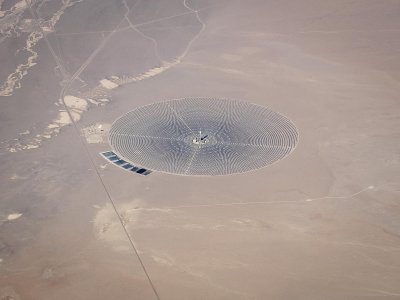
1, 0, 400, 299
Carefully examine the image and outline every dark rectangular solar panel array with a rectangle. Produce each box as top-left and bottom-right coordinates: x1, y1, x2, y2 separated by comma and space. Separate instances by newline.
100, 151, 152, 176
115, 159, 126, 165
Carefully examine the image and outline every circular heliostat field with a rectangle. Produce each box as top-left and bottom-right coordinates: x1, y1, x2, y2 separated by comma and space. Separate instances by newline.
109, 98, 298, 176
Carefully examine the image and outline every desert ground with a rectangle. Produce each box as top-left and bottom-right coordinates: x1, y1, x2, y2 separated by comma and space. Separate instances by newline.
1, 0, 400, 299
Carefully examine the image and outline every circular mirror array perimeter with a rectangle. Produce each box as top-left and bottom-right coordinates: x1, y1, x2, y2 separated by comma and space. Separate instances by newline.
109, 98, 299, 176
